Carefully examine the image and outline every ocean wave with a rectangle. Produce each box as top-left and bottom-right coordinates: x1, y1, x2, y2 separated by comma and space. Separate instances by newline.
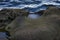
0, 0, 60, 13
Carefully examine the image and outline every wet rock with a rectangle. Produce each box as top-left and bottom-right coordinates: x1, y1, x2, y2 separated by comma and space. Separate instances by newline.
5, 6, 60, 40
0, 9, 29, 40
0, 9, 28, 29
43, 6, 60, 16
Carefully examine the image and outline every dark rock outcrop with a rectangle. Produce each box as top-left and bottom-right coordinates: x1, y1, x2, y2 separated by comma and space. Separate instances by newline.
0, 9, 28, 29
43, 6, 60, 16
5, 6, 60, 40
0, 9, 29, 40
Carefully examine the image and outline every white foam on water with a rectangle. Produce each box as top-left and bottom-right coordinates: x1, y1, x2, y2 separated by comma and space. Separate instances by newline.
28, 14, 40, 19
43, 2, 60, 5
0, 8, 3, 10
0, 0, 60, 12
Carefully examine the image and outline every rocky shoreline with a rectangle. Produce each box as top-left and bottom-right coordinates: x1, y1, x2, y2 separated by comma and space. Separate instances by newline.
0, 9, 29, 40
0, 6, 60, 40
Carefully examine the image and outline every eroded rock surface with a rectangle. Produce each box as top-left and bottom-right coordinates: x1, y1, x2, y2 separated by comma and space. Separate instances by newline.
0, 9, 28, 29
0, 9, 29, 40
5, 6, 60, 40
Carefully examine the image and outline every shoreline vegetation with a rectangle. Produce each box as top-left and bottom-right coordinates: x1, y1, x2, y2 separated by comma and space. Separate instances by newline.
0, 6, 60, 40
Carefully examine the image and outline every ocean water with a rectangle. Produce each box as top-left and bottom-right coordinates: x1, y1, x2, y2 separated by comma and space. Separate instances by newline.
0, 32, 8, 40
0, 0, 60, 39
28, 13, 40, 19
0, 0, 60, 13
